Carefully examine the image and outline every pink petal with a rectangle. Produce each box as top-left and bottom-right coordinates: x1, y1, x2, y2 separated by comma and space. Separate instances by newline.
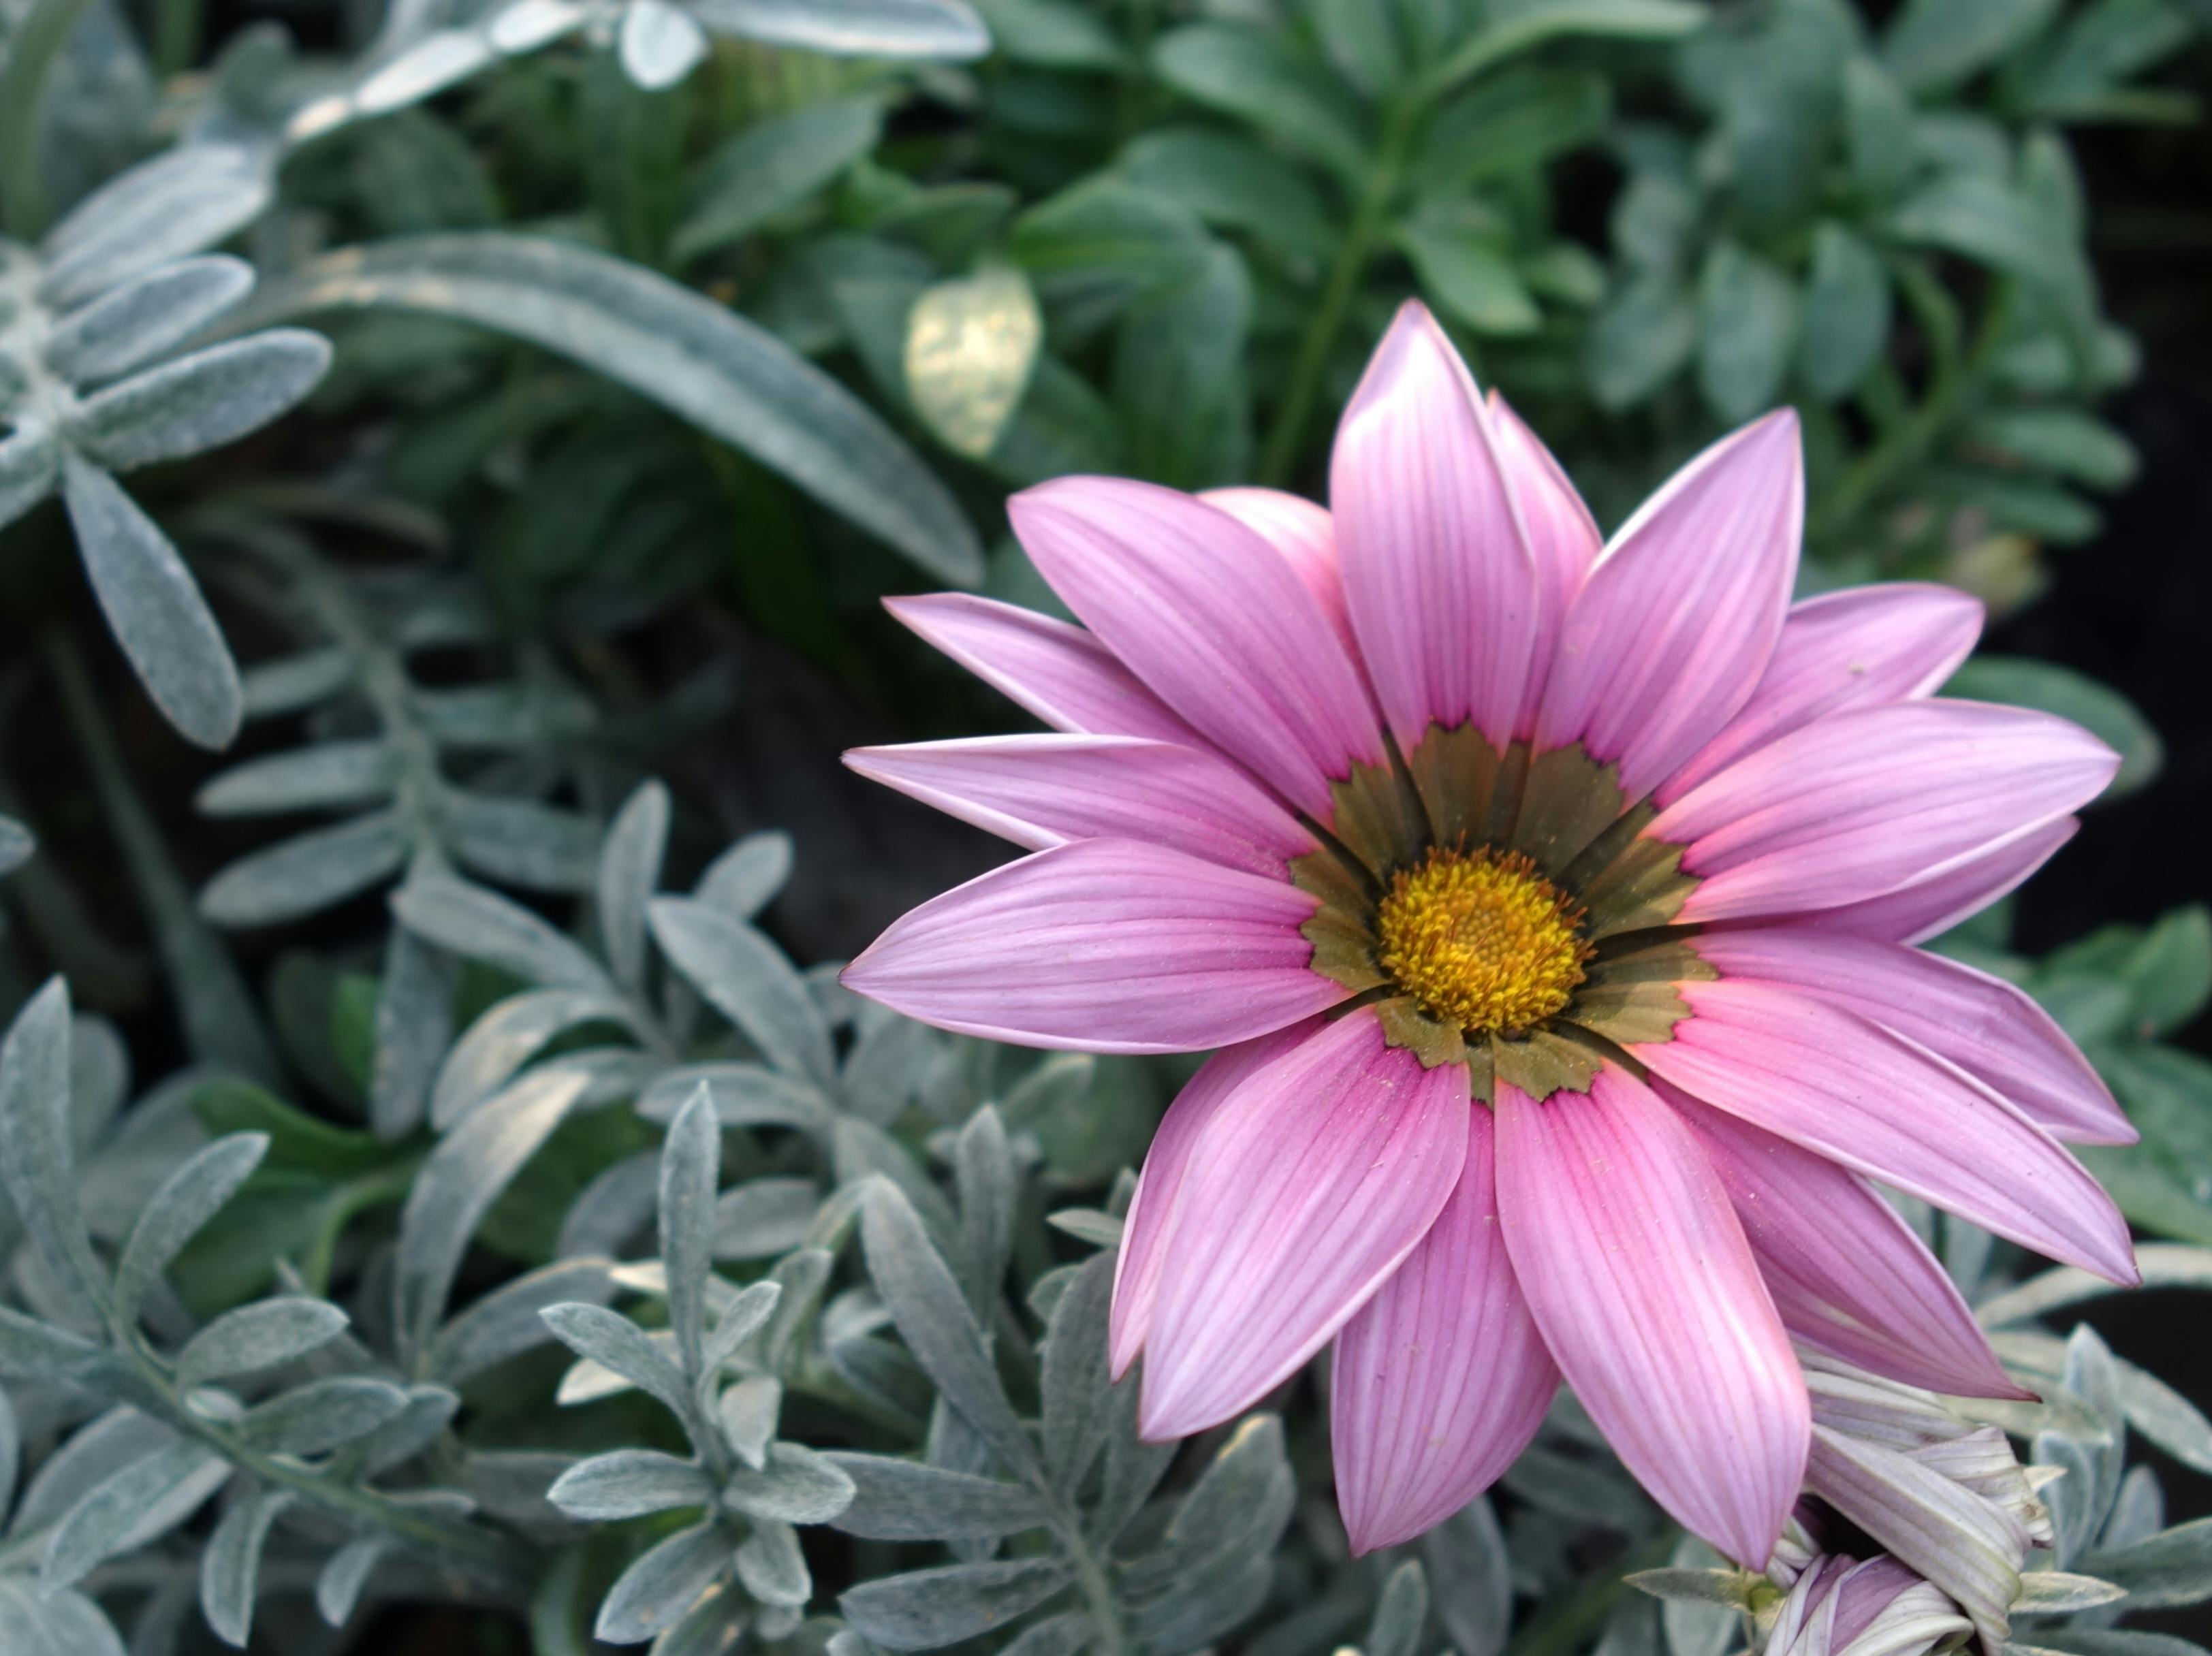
1663, 1081, 2028, 1400
1330, 302, 1541, 751
1111, 1025, 1310, 1380
1199, 487, 1359, 661
1332, 1108, 1558, 1554
1659, 584, 1985, 804
1694, 929, 2133, 1145
1009, 478, 1383, 818
844, 735, 1316, 880
1488, 391, 1602, 635
1496, 1068, 1807, 1569
1138, 1010, 1470, 1439
884, 593, 1197, 744
1654, 701, 2119, 924
1637, 979, 2137, 1284
841, 839, 1341, 1053
1533, 411, 1803, 801
1789, 817, 2080, 945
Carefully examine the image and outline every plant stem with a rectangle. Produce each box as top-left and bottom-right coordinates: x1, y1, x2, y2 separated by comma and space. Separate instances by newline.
1257, 97, 1420, 488
1502, 1530, 1679, 1656
1053, 1510, 1131, 1656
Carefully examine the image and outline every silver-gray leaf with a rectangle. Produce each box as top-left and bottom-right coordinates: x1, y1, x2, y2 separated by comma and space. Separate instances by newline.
660, 1085, 722, 1379
234, 234, 982, 582
69, 330, 331, 471
826, 1452, 1049, 1541
315, 1536, 390, 1628
431, 987, 630, 1130
447, 791, 600, 892
429, 1256, 616, 1386
839, 1557, 1074, 1651
649, 897, 834, 1087
697, 830, 793, 919
38, 144, 274, 310
0, 419, 61, 531
736, 1516, 812, 1607
391, 874, 618, 996
0, 979, 109, 1318
597, 780, 671, 994
689, 0, 988, 61
595, 1520, 736, 1644
112, 1132, 269, 1326
61, 454, 242, 750
195, 738, 392, 817
41, 1441, 230, 1591
44, 255, 257, 387
237, 1377, 412, 1456
175, 1294, 347, 1386
199, 810, 408, 925
714, 1177, 821, 1262
199, 1485, 294, 1648
723, 1442, 855, 1526
548, 1449, 714, 1520
619, 0, 709, 87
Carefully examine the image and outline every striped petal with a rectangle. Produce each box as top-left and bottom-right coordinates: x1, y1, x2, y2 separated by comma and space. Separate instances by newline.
1010, 477, 1383, 817
1111, 1025, 1310, 1380
1664, 1083, 2027, 1400
1331, 302, 1541, 751
1488, 390, 1602, 663
1694, 929, 2132, 1145
1660, 584, 1984, 804
1654, 701, 2119, 924
1790, 818, 2080, 945
1332, 1109, 1558, 1555
1496, 1067, 1808, 1568
1139, 1010, 1469, 1440
845, 735, 1316, 880
1637, 979, 2137, 1284
1534, 411, 1803, 801
842, 838, 1340, 1053
1200, 487, 1359, 661
885, 592, 1198, 744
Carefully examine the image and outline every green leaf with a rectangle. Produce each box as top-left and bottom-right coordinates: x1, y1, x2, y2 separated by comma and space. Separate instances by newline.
1112, 240, 1253, 486
1367, 1561, 1431, 1656
2009, 0, 2195, 121
970, 0, 1128, 69
673, 98, 885, 264
1880, 0, 2060, 93
1945, 656, 2160, 800
1696, 242, 1797, 421
1844, 57, 1921, 199
1011, 179, 1214, 334
1966, 407, 2140, 491
2116, 910, 2212, 1034
1152, 24, 1371, 187
1398, 211, 1541, 336
1424, 1, 1707, 100
236, 234, 982, 584
1412, 69, 1611, 195
1117, 129, 1334, 260
1798, 223, 1891, 398
905, 266, 1045, 460
1889, 172, 2095, 324
191, 1079, 390, 1176
1586, 272, 1696, 409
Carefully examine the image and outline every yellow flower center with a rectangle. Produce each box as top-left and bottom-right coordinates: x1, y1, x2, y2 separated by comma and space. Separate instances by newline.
1374, 847, 1593, 1038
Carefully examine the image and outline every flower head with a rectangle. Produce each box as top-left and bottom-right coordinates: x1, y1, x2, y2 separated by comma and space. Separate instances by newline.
1764, 1555, 1970, 1656
842, 302, 2138, 1570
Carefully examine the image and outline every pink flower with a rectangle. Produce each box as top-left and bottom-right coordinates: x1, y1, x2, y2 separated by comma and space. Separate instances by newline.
841, 302, 2138, 1570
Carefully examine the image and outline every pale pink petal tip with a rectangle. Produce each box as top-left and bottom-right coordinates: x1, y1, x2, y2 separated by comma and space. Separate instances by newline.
1330, 301, 1539, 751
1134, 1010, 1470, 1442
1333, 1109, 1558, 1555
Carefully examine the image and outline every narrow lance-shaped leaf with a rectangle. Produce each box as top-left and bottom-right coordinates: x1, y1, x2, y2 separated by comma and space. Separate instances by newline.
200, 1486, 295, 1648
61, 456, 243, 750
232, 234, 983, 582
112, 1132, 269, 1326
176, 1296, 351, 1386
0, 979, 110, 1318
69, 330, 332, 471
661, 1085, 721, 1380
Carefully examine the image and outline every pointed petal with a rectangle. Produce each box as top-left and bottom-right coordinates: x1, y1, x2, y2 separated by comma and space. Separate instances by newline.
1637, 979, 2137, 1284
1789, 817, 2078, 944
1010, 477, 1382, 817
885, 592, 1197, 743
1488, 390, 1602, 642
1138, 1010, 1469, 1439
1664, 1082, 2028, 1400
1534, 411, 1803, 801
1333, 1109, 1558, 1554
1112, 1025, 1310, 1380
1655, 701, 2119, 924
1199, 487, 1359, 660
1660, 585, 1985, 804
846, 735, 1316, 880
1694, 929, 2132, 1145
842, 839, 1340, 1053
1496, 1068, 1808, 1568
1331, 302, 1541, 750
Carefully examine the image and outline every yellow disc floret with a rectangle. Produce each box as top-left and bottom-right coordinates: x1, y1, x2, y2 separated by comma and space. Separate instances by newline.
1374, 846, 1593, 1038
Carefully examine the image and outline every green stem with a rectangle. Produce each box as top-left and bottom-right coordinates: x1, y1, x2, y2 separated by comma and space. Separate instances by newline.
1257, 99, 1420, 488
153, 0, 204, 79
1052, 1510, 1130, 1656
0, 0, 101, 238
1502, 1531, 1678, 1656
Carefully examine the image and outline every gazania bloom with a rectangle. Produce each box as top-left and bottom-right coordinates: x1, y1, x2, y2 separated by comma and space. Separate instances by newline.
1763, 1556, 1970, 1656
842, 302, 2138, 1570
